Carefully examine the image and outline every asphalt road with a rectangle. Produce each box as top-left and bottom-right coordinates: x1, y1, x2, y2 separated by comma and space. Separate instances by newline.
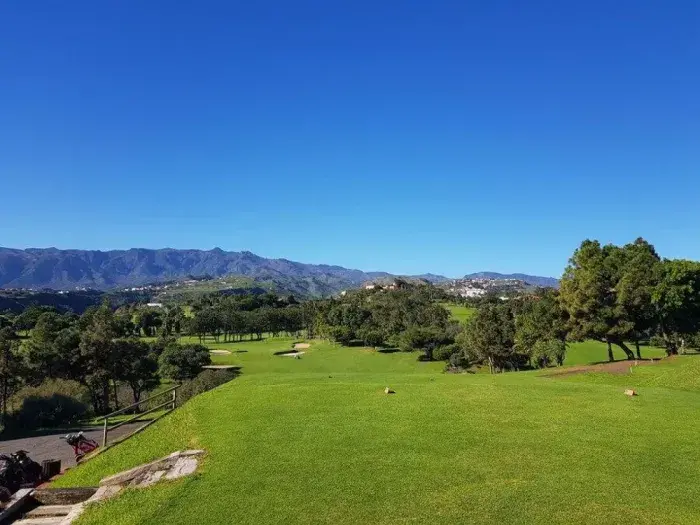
0, 423, 143, 471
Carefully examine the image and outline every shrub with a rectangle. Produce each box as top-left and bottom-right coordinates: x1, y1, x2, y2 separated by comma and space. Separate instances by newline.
8, 379, 90, 430
327, 326, 354, 345
158, 343, 212, 380
177, 369, 238, 406
433, 343, 460, 362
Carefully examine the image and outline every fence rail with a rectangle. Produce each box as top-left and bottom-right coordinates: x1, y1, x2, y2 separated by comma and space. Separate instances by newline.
97, 385, 180, 448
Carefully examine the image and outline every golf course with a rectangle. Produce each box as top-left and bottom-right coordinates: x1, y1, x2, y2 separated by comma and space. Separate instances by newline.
54, 335, 700, 525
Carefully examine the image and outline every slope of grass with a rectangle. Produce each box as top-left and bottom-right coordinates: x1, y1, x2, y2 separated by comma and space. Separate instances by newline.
57, 338, 700, 525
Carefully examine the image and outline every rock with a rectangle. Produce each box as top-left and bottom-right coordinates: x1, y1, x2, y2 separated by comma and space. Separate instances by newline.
384, 387, 395, 395
624, 389, 637, 397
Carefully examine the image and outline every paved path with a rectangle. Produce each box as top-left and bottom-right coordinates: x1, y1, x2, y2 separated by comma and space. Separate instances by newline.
0, 423, 143, 470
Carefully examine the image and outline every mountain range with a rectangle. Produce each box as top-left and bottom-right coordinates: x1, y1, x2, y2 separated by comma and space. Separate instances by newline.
0, 247, 557, 295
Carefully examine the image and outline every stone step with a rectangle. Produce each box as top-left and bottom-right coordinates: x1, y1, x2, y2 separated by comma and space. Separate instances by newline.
25, 505, 73, 517
13, 517, 64, 525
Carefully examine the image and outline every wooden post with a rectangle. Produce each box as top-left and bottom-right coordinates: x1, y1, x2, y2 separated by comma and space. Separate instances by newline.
171, 388, 177, 409
102, 417, 108, 448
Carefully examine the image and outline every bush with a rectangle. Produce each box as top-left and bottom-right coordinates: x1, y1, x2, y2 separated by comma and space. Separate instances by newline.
158, 343, 212, 380
8, 379, 90, 430
178, 369, 238, 406
433, 343, 460, 362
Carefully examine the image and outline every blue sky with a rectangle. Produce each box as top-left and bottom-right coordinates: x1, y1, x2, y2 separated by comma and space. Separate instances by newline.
1, 1, 698, 278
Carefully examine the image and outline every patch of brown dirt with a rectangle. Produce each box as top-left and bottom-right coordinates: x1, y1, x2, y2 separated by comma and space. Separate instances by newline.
542, 358, 668, 378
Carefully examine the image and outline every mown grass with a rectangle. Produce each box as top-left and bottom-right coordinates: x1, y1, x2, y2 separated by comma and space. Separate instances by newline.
564, 340, 666, 366
55, 336, 700, 525
443, 303, 476, 324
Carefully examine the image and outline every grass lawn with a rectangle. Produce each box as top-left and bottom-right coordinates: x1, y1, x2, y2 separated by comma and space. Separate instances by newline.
565, 340, 667, 366
443, 303, 476, 324
56, 337, 700, 525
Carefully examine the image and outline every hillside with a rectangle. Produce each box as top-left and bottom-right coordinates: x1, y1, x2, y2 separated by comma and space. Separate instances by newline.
0, 247, 556, 295
0, 247, 393, 292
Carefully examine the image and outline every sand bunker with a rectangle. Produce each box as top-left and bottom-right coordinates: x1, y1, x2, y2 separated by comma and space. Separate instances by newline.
282, 351, 305, 357
210, 350, 231, 355
293, 343, 310, 349
202, 365, 238, 369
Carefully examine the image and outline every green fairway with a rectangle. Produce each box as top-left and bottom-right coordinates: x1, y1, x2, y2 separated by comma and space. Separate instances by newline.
443, 303, 476, 324
565, 340, 667, 366
56, 338, 700, 525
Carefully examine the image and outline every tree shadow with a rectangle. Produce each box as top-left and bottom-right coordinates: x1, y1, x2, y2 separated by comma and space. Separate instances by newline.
273, 349, 301, 356
234, 350, 248, 354
378, 348, 400, 354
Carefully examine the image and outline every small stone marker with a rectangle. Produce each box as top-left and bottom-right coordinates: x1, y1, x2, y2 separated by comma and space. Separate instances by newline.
624, 389, 637, 397
384, 387, 395, 394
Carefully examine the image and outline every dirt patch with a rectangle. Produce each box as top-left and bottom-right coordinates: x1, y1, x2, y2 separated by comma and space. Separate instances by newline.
293, 343, 310, 349
543, 358, 667, 378
209, 350, 231, 355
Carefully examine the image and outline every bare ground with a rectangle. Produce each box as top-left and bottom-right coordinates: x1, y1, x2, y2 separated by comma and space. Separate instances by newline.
542, 357, 669, 378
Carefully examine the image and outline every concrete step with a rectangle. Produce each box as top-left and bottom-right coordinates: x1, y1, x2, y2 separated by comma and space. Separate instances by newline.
25, 505, 73, 517
13, 517, 64, 525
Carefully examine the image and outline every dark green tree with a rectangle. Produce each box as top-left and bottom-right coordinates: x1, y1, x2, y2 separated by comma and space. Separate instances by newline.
158, 343, 211, 381
652, 259, 700, 355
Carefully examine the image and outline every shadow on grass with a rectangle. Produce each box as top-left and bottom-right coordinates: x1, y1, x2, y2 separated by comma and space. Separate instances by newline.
378, 348, 400, 354
273, 350, 300, 356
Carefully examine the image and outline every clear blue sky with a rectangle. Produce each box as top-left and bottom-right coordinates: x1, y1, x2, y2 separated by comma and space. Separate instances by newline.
1, 1, 698, 278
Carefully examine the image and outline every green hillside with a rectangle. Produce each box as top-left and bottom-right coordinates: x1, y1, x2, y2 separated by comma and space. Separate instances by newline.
56, 338, 700, 525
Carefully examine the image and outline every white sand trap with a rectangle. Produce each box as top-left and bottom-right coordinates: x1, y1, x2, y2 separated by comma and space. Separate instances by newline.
203, 365, 238, 369
210, 350, 231, 355
293, 343, 310, 349
282, 351, 305, 357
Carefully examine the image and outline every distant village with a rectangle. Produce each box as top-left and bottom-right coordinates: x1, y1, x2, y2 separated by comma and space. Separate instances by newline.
446, 278, 527, 298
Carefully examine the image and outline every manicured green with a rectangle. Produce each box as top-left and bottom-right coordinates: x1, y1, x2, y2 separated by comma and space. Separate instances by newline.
56, 338, 700, 525
443, 303, 476, 324
564, 340, 666, 366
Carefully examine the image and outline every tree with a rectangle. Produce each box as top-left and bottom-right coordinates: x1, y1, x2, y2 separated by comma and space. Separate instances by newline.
652, 259, 700, 355
158, 343, 211, 381
136, 309, 163, 337
530, 340, 566, 368
461, 303, 520, 373
515, 289, 568, 365
356, 327, 385, 349
23, 312, 71, 382
78, 302, 119, 414
559, 240, 636, 361
0, 328, 23, 419
398, 326, 453, 361
163, 306, 185, 336
616, 239, 661, 358
113, 339, 158, 404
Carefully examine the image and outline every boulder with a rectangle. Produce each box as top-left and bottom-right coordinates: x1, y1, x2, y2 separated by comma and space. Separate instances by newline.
624, 389, 637, 397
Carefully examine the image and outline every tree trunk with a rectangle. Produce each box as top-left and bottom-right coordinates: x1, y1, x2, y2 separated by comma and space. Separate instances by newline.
488, 356, 494, 374
635, 340, 642, 360
112, 381, 119, 411
613, 340, 635, 360
606, 340, 614, 362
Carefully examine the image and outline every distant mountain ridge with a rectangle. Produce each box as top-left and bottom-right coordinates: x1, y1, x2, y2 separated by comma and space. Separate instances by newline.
0, 247, 557, 295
